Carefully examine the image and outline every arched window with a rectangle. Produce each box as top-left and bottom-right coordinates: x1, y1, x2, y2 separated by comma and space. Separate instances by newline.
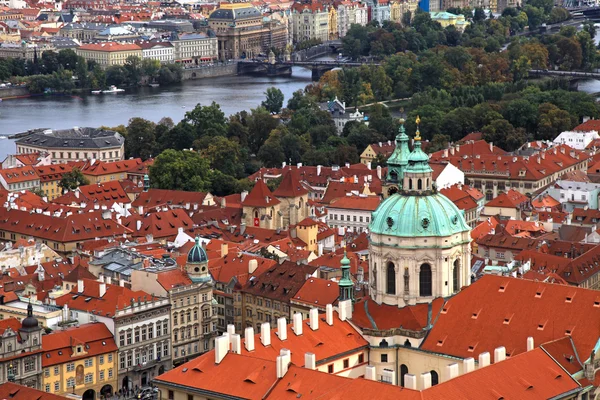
419, 264, 432, 297
400, 364, 409, 387
386, 263, 396, 295
453, 259, 460, 293
409, 179, 413, 190
430, 370, 439, 386
254, 210, 259, 219
390, 171, 398, 182
404, 339, 411, 347
388, 186, 398, 196
426, 178, 429, 189
418, 179, 422, 190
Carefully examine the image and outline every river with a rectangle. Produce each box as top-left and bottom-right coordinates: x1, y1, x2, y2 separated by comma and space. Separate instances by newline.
0, 66, 315, 161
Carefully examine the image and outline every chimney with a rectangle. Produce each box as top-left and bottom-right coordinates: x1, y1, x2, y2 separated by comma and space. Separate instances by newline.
305, 352, 316, 370
376, 166, 382, 179
260, 322, 271, 346
317, 165, 322, 176
136, 220, 142, 231
463, 357, 475, 373
494, 346, 506, 363
527, 337, 534, 352
404, 374, 417, 390
367, 161, 371, 170
99, 275, 105, 283
326, 304, 333, 325
489, 142, 493, 152
478, 352, 490, 368
221, 197, 226, 208
365, 365, 376, 381
446, 363, 459, 380
215, 335, 229, 364
99, 283, 106, 297
338, 299, 352, 321
292, 313, 303, 336
276, 355, 289, 378
74, 190, 80, 199
318, 243, 324, 257
221, 243, 228, 257
227, 324, 235, 337
277, 317, 287, 341
382, 369, 395, 385
248, 259, 258, 275
244, 327, 255, 351
309, 308, 319, 330
77, 279, 84, 293
119, 279, 125, 287
421, 372, 432, 389
241, 191, 248, 202
231, 334, 241, 354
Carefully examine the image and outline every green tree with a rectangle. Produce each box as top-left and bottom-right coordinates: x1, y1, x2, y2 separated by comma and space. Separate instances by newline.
57, 49, 78, 70
149, 150, 212, 192
537, 103, 575, 140
523, 5, 544, 31
105, 65, 127, 86
262, 87, 284, 114
75, 56, 88, 88
184, 102, 227, 138
257, 131, 285, 167
124, 56, 142, 86
200, 136, 245, 178
248, 107, 280, 154
142, 58, 161, 81
402, 10, 412, 26
125, 118, 157, 160
59, 168, 89, 193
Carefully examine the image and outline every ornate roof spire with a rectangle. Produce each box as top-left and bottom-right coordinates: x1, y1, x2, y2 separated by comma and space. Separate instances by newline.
415, 115, 422, 141
339, 245, 354, 303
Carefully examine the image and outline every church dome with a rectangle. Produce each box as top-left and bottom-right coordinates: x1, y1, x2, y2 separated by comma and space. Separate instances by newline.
21, 302, 39, 330
369, 193, 470, 238
187, 237, 208, 264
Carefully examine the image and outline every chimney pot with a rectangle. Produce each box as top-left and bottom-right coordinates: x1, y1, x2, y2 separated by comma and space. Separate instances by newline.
215, 336, 229, 364
463, 357, 475, 373
221, 243, 228, 257
292, 313, 303, 336
277, 317, 287, 341
365, 365, 376, 380
99, 282, 106, 297
248, 259, 258, 275
446, 363, 459, 380
260, 322, 271, 346
527, 336, 534, 352
77, 279, 84, 293
478, 352, 490, 368
326, 304, 333, 326
227, 324, 235, 337
231, 334, 241, 355
244, 327, 255, 351
421, 372, 432, 389
404, 374, 417, 390
494, 346, 506, 363
309, 308, 319, 331
304, 352, 316, 370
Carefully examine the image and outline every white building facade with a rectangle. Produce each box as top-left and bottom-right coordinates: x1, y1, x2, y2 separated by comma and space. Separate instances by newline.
554, 130, 599, 150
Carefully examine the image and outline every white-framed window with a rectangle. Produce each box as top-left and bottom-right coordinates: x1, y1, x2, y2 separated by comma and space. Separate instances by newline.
54, 382, 60, 392
66, 363, 74, 372
67, 377, 75, 388
84, 359, 93, 368
84, 373, 93, 384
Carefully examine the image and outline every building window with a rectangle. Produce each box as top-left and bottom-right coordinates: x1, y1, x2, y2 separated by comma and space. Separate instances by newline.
168, 390, 174, 400
358, 354, 364, 364
67, 377, 75, 388
343, 359, 349, 369
99, 355, 104, 365
386, 262, 396, 295
108, 368, 113, 378
54, 382, 60, 392
85, 359, 93, 367
126, 330, 132, 345
45, 384, 50, 392
108, 354, 112, 363
419, 264, 432, 297
84, 373, 93, 384
99, 370, 105, 381
327, 364, 334, 373
381, 354, 388, 363
430, 370, 439, 386
44, 368, 50, 377
54, 366, 59, 375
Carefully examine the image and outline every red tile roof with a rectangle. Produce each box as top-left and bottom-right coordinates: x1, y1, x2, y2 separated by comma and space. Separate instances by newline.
292, 277, 339, 307
41, 323, 117, 367
52, 181, 130, 207
156, 268, 192, 290
121, 208, 193, 239
55, 279, 159, 318
242, 179, 280, 208
0, 208, 131, 243
574, 119, 600, 132
328, 195, 380, 211
352, 297, 444, 331
131, 188, 208, 210
272, 169, 308, 198
34, 164, 73, 183
0, 166, 39, 184
208, 253, 276, 287
0, 382, 68, 400
421, 275, 600, 360
78, 42, 142, 52
485, 189, 529, 208
241, 261, 317, 303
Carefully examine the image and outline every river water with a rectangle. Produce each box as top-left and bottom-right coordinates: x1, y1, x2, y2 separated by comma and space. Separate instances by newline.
0, 66, 314, 160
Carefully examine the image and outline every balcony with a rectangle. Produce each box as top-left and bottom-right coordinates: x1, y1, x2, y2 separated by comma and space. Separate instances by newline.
132, 357, 161, 372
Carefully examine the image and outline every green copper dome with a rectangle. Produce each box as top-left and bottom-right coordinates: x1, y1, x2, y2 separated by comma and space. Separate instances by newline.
187, 236, 208, 263
369, 193, 470, 238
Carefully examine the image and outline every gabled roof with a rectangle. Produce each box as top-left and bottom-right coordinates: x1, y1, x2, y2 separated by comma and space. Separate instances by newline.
121, 208, 193, 239
485, 189, 528, 208
0, 382, 68, 400
292, 277, 339, 307
328, 195, 380, 211
41, 323, 117, 367
63, 264, 96, 282
80, 158, 143, 176
574, 119, 600, 132
156, 269, 192, 290
0, 165, 39, 184
208, 253, 276, 287
420, 275, 600, 360
273, 170, 308, 198
131, 188, 208, 209
242, 179, 280, 208
352, 297, 444, 332
241, 261, 317, 303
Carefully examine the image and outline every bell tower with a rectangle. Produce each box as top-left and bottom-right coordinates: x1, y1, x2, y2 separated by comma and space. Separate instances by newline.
338, 248, 354, 303
186, 237, 211, 283
383, 119, 410, 198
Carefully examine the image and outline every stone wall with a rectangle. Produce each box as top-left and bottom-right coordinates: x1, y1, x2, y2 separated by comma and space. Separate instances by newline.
182, 63, 238, 81
0, 86, 29, 99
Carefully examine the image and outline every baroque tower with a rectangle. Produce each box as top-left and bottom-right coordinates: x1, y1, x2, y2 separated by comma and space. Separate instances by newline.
368, 118, 471, 308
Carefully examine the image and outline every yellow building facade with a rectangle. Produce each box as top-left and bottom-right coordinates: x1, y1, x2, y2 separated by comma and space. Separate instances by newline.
328, 7, 338, 40
76, 42, 143, 67
42, 323, 118, 399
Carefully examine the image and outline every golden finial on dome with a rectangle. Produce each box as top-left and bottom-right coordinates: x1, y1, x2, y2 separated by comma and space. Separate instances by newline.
415, 115, 422, 141
415, 115, 420, 125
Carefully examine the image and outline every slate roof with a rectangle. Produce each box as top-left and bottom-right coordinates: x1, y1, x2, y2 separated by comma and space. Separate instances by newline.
16, 127, 123, 149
